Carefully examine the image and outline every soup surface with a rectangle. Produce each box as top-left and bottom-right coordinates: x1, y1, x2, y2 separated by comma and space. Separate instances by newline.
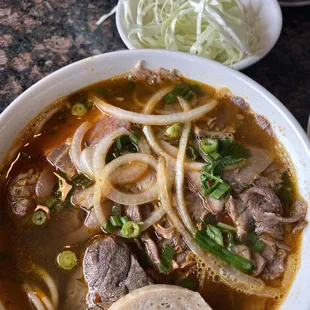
0, 63, 307, 310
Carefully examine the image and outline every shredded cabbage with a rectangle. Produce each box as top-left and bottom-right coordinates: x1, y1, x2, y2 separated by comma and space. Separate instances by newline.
122, 0, 260, 65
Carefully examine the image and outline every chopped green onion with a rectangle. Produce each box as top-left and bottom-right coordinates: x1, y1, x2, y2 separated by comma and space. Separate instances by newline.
158, 244, 175, 274
110, 216, 123, 227
205, 224, 224, 246
186, 145, 199, 161
112, 205, 122, 217
180, 85, 191, 97
129, 131, 141, 144
245, 232, 265, 253
120, 216, 130, 224
190, 84, 200, 93
121, 221, 142, 238
184, 90, 194, 101
200, 138, 219, 154
32, 210, 48, 226
163, 93, 177, 104
219, 139, 250, 159
71, 173, 94, 189
208, 152, 221, 161
122, 82, 135, 91
165, 123, 182, 139
115, 135, 138, 153
85, 101, 94, 109
210, 182, 231, 199
57, 250, 78, 271
172, 84, 184, 95
105, 220, 115, 233
201, 172, 223, 184
93, 87, 106, 96
20, 152, 31, 159
71, 103, 87, 117
194, 231, 253, 273
217, 222, 236, 232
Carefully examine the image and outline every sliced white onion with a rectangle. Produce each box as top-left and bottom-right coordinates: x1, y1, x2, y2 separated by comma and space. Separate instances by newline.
32, 266, 59, 308
79, 146, 95, 176
93, 153, 158, 227
157, 156, 279, 298
91, 93, 218, 125
69, 122, 91, 173
35, 104, 62, 135
23, 283, 46, 310
98, 154, 158, 205
92, 127, 131, 179
142, 89, 205, 172
142, 206, 165, 231
174, 98, 196, 234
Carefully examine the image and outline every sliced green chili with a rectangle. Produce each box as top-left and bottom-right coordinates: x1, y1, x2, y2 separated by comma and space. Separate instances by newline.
32, 210, 48, 226
121, 221, 142, 238
111, 205, 122, 217
57, 250, 78, 271
165, 123, 182, 139
71, 103, 87, 117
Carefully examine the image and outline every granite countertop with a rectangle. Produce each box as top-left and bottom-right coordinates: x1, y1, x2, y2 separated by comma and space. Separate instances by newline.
0, 1, 309, 130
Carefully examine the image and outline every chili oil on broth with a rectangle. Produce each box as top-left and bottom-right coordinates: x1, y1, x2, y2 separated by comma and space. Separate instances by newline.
0, 73, 303, 310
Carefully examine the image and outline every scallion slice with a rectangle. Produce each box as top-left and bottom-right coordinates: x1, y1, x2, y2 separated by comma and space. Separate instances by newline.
186, 145, 199, 161
158, 244, 175, 274
129, 131, 141, 144
200, 138, 219, 154
165, 123, 182, 139
163, 93, 177, 104
120, 216, 129, 224
210, 182, 231, 199
110, 216, 123, 227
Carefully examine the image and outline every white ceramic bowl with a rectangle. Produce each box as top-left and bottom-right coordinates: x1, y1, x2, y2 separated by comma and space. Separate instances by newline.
1, 50, 309, 309
115, 0, 283, 71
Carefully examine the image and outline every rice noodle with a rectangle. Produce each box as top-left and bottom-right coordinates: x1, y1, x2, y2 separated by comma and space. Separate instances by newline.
69, 122, 92, 174
157, 156, 279, 297
174, 97, 196, 233
94, 153, 158, 227
142, 206, 165, 231
91, 92, 218, 126
31, 283, 54, 310
142, 89, 205, 172
23, 283, 46, 310
32, 266, 59, 308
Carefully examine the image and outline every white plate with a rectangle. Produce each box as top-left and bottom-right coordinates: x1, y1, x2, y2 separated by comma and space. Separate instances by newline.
1, 50, 310, 309
116, 0, 283, 71
279, 1, 310, 7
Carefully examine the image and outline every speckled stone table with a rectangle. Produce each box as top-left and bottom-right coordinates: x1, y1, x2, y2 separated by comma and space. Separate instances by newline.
0, 1, 309, 130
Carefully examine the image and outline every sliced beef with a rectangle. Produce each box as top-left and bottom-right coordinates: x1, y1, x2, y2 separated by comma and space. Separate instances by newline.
85, 115, 130, 146
226, 186, 307, 279
45, 115, 130, 178
252, 252, 267, 277
223, 146, 274, 185
226, 196, 252, 239
125, 205, 161, 267
83, 236, 153, 309
260, 245, 287, 280
254, 162, 287, 190
130, 61, 181, 84
186, 170, 224, 215
8, 169, 39, 217
45, 141, 76, 178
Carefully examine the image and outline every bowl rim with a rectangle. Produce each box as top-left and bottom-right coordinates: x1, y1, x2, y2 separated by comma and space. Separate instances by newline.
1, 49, 310, 308
115, 0, 283, 71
